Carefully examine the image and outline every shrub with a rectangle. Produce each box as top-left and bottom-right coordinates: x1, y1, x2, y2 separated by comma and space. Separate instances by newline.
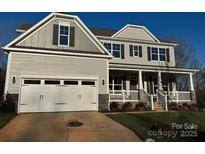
136, 102, 148, 111
169, 102, 180, 111
0, 93, 15, 113
181, 103, 190, 111
189, 103, 198, 111
110, 102, 123, 112
122, 102, 135, 111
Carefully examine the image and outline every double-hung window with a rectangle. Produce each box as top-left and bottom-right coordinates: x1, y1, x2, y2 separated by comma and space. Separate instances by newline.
112, 44, 121, 58
103, 43, 121, 58
151, 47, 159, 61
159, 48, 166, 61
59, 25, 69, 46
133, 45, 139, 56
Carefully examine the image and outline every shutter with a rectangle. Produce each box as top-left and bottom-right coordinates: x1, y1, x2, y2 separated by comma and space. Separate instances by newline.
139, 46, 142, 57
69, 26, 75, 47
52, 24, 59, 45
129, 45, 133, 57
147, 46, 151, 61
166, 48, 170, 62
121, 44, 125, 59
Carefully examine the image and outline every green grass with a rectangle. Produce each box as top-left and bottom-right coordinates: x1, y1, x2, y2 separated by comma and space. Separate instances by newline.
0, 113, 16, 129
107, 111, 205, 142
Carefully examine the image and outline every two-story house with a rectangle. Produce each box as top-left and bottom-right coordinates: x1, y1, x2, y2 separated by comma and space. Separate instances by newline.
2, 12, 197, 113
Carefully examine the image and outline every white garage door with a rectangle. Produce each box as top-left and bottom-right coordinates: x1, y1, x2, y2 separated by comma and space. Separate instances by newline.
19, 79, 98, 113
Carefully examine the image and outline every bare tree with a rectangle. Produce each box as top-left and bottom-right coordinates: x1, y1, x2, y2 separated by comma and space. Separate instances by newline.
0, 20, 18, 96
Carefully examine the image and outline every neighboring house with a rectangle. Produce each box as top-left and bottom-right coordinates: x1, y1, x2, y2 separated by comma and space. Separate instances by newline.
2, 12, 197, 113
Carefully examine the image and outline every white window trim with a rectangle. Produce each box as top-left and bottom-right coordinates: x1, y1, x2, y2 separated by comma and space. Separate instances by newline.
151, 47, 167, 62
132, 45, 140, 57
103, 42, 121, 59
58, 23, 70, 47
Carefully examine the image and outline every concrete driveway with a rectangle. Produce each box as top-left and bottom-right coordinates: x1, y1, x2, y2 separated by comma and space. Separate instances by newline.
0, 112, 141, 142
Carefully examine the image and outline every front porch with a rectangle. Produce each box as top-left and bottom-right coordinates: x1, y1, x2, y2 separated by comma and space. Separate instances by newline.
109, 68, 196, 111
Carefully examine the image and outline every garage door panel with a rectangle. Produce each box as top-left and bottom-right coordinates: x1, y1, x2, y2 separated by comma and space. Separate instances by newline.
59, 85, 79, 111
79, 85, 97, 111
20, 85, 41, 112
42, 85, 61, 112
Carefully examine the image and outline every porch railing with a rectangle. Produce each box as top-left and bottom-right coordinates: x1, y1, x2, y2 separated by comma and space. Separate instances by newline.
157, 90, 168, 111
165, 91, 191, 103
143, 90, 154, 110
109, 90, 139, 102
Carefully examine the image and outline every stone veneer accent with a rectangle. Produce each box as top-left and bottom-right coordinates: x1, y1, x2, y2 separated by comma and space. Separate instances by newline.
139, 89, 146, 103
190, 90, 196, 104
98, 94, 109, 111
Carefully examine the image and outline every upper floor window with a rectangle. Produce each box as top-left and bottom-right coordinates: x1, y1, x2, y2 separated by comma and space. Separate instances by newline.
104, 43, 112, 53
151, 47, 168, 61
159, 48, 166, 61
113, 44, 121, 58
151, 47, 158, 61
133, 45, 139, 56
103, 43, 121, 58
59, 25, 70, 46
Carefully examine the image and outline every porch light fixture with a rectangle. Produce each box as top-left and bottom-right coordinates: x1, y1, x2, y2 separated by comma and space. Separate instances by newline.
12, 76, 16, 84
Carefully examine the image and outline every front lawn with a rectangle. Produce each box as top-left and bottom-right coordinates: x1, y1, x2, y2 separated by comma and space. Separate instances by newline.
107, 111, 205, 142
0, 113, 16, 129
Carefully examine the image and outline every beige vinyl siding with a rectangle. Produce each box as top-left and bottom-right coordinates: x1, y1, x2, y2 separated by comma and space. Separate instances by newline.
7, 52, 108, 94
115, 26, 156, 42
100, 39, 176, 67
18, 19, 101, 53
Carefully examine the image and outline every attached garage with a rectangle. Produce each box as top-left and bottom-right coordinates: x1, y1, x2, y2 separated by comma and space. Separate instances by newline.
19, 78, 98, 113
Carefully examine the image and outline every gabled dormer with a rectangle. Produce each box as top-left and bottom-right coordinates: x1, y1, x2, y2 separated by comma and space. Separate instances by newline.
111, 24, 160, 43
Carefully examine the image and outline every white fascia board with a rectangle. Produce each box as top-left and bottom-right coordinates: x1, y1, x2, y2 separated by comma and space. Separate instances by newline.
109, 63, 198, 74
3, 47, 112, 59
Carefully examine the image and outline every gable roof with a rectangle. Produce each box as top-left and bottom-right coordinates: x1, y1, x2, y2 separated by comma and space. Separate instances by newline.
16, 24, 117, 37
111, 24, 160, 42
3, 12, 112, 58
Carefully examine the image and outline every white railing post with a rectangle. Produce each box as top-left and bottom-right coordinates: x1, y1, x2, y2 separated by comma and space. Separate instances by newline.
151, 95, 154, 110
122, 90, 125, 103
165, 94, 168, 111
176, 91, 179, 103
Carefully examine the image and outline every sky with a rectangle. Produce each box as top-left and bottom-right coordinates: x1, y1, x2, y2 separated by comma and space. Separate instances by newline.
0, 12, 204, 65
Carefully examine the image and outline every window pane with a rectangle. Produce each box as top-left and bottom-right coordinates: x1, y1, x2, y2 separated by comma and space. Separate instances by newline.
113, 44, 120, 50
134, 51, 138, 56
64, 81, 78, 85
152, 54, 158, 60
134, 46, 138, 50
60, 35, 68, 45
82, 81, 95, 85
160, 55, 166, 61
45, 80, 60, 85
104, 43, 112, 53
113, 51, 120, 58
24, 80, 41, 84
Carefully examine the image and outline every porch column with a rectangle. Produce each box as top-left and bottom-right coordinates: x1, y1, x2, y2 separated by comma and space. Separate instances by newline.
138, 70, 145, 103
158, 71, 162, 90
138, 70, 143, 90
189, 73, 194, 91
189, 73, 196, 104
